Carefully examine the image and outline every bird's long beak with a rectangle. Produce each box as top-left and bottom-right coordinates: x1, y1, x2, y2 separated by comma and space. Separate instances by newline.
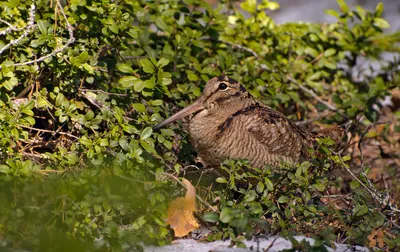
153, 99, 204, 130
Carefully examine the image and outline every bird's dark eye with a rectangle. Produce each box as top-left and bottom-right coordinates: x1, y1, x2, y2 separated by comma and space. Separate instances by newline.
218, 83, 228, 90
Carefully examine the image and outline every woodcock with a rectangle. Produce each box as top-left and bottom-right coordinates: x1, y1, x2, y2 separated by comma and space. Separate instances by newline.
153, 76, 344, 168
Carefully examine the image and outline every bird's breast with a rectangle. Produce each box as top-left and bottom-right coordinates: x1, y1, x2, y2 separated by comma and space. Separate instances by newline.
188, 109, 228, 166
189, 110, 216, 144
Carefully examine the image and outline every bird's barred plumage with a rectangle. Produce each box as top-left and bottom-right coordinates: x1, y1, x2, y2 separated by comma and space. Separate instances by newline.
154, 76, 344, 168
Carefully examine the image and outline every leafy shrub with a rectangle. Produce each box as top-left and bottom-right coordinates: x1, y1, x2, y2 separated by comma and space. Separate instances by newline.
0, 0, 399, 250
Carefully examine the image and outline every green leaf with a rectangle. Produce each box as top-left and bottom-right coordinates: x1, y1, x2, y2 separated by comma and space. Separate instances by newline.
150, 100, 163, 106
82, 63, 94, 74
140, 141, 159, 157
220, 208, 233, 223
3, 76, 18, 90
264, 178, 274, 191
0, 165, 9, 174
140, 59, 155, 74
85, 110, 94, 120
202, 212, 219, 223
133, 103, 146, 113
132, 216, 147, 230
258, 0, 280, 11
113, 107, 124, 124
98, 139, 109, 147
354, 204, 369, 216
337, 0, 349, 13
140, 127, 153, 140
256, 181, 264, 193
278, 195, 289, 203
55, 93, 66, 107
350, 180, 360, 189
119, 138, 130, 151
144, 78, 156, 89
134, 80, 145, 92
154, 17, 172, 33
76, 51, 89, 64
243, 192, 256, 202
240, 0, 257, 14
186, 70, 198, 81
324, 48, 336, 57
312, 183, 325, 192
216, 177, 227, 183
374, 18, 390, 29
375, 2, 384, 17
65, 153, 79, 165
37, 20, 48, 35
157, 58, 169, 68
109, 23, 119, 34
118, 76, 137, 89
324, 9, 340, 18
117, 63, 135, 74
21, 109, 34, 116
79, 136, 92, 147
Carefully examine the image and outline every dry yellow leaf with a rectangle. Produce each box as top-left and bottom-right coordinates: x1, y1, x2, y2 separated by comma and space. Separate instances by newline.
166, 178, 199, 237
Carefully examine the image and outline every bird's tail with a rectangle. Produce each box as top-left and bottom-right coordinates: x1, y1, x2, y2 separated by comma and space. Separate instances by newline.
311, 121, 352, 143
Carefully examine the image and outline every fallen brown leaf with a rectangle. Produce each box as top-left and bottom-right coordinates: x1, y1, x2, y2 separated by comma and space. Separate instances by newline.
367, 228, 385, 248
166, 178, 199, 237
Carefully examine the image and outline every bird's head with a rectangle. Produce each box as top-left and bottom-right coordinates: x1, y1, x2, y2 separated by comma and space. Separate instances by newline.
153, 76, 253, 130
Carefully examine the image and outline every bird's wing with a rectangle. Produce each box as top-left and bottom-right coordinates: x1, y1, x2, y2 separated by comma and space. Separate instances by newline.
217, 103, 309, 161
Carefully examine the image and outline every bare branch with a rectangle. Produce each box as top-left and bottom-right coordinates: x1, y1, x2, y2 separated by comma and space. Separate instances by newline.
357, 121, 392, 206
287, 75, 335, 109
0, 1, 75, 69
0, 16, 27, 35
0, 4, 36, 55
17, 124, 79, 140
357, 121, 390, 170
264, 236, 280, 252
79, 88, 128, 97
332, 120, 400, 215
79, 90, 135, 121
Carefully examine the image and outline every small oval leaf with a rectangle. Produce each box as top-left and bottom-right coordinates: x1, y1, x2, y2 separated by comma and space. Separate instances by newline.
140, 127, 153, 140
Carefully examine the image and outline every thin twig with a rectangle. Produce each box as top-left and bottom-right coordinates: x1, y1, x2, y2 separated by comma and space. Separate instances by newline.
332, 120, 400, 219
35, 169, 64, 174
264, 236, 280, 252
79, 91, 104, 109
0, 1, 75, 69
357, 121, 392, 206
286, 75, 349, 120
336, 152, 381, 202
79, 88, 128, 96
15, 0, 75, 67
0, 4, 36, 55
79, 90, 134, 121
320, 194, 352, 200
309, 52, 324, 64
287, 75, 337, 110
357, 121, 389, 169
0, 16, 27, 35
17, 124, 79, 139
200, 36, 260, 60
22, 152, 45, 159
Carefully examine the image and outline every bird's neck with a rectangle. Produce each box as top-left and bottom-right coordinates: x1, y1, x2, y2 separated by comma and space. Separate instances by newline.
228, 95, 258, 114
